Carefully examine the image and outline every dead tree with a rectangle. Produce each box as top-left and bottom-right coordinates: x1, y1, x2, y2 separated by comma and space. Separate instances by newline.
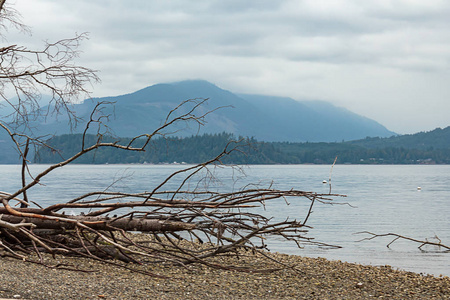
0, 1, 345, 276
0, 98, 345, 275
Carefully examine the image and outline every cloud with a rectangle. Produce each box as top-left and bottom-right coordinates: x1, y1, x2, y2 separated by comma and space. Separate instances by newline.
6, 0, 450, 133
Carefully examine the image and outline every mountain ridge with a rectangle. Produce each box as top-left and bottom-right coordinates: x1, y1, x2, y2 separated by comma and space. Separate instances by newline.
0, 79, 396, 142
65, 79, 395, 142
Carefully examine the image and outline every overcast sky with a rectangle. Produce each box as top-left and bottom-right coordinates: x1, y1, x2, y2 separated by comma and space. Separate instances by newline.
8, 0, 450, 134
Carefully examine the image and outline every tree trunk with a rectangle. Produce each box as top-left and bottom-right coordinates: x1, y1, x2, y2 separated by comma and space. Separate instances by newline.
0, 214, 196, 232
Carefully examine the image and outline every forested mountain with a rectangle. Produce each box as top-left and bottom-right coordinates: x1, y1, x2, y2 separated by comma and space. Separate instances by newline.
7, 81, 449, 165
35, 127, 450, 165
2, 80, 400, 163
348, 126, 450, 149
5, 80, 395, 143
277, 126, 450, 164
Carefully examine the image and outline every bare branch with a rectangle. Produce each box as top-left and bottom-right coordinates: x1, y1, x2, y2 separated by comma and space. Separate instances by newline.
355, 231, 450, 251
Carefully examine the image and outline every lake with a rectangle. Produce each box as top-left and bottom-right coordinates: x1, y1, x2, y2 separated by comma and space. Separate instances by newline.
1, 164, 449, 276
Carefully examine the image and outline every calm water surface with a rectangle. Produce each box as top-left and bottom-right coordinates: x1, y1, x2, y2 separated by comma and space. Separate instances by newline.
1, 164, 449, 276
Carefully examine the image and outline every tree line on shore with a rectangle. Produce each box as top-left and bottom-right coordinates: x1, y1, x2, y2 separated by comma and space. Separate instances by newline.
34, 129, 450, 165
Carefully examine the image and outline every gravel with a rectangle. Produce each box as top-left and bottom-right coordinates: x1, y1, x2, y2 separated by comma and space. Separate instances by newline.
0, 249, 449, 300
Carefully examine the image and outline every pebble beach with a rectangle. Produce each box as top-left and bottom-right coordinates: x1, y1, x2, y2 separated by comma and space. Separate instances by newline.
0, 250, 449, 300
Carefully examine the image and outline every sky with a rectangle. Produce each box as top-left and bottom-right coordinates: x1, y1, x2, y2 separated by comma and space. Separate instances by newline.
6, 0, 450, 134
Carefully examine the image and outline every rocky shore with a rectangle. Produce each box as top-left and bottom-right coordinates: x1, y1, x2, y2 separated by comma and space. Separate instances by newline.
0, 250, 449, 300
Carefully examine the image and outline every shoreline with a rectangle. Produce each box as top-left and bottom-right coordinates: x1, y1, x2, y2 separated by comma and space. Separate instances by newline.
0, 251, 448, 299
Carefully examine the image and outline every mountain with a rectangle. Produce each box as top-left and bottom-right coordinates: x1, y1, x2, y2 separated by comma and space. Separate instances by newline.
238, 94, 395, 142
1, 80, 398, 163
31, 80, 395, 142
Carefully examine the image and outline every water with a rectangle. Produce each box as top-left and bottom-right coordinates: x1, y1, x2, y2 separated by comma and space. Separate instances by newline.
1, 164, 449, 276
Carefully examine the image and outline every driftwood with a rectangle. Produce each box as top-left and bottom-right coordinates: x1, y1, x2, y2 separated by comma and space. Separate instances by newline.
0, 214, 197, 232
356, 231, 450, 252
0, 159, 345, 276
0, 96, 346, 275
0, 2, 346, 276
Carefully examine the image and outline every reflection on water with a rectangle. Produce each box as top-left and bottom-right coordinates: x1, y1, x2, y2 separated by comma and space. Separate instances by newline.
1, 164, 449, 276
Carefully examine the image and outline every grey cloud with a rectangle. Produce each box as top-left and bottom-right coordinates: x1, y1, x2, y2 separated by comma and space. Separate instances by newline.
7, 0, 450, 133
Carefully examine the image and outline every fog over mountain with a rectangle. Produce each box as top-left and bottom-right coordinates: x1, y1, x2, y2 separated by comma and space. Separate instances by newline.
27, 80, 394, 142
0, 80, 397, 163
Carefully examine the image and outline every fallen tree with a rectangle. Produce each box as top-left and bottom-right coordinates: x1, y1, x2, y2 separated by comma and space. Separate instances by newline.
0, 97, 345, 276
0, 119, 344, 275
0, 0, 345, 276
